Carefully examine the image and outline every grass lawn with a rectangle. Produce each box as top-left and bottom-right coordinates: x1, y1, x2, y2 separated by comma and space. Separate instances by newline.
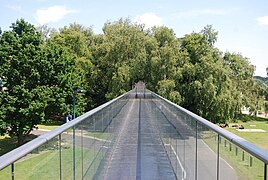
37, 124, 61, 131
201, 131, 266, 180
85, 131, 111, 139
201, 116, 268, 180
225, 120, 268, 150
0, 144, 102, 180
0, 121, 63, 157
37, 121, 64, 130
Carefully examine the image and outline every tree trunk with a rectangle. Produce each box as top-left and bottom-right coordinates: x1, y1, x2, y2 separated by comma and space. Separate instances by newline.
17, 133, 25, 146
17, 123, 26, 146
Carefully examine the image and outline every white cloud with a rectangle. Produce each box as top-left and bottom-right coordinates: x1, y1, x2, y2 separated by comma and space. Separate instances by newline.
135, 13, 163, 28
7, 5, 22, 12
7, 5, 28, 15
175, 9, 228, 19
257, 16, 268, 25
36, 5, 76, 25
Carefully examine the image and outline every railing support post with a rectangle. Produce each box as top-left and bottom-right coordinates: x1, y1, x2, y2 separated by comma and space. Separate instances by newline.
217, 134, 220, 180
81, 129, 84, 180
59, 134, 62, 180
73, 126, 76, 180
264, 163, 267, 180
195, 121, 198, 180
11, 163, 14, 180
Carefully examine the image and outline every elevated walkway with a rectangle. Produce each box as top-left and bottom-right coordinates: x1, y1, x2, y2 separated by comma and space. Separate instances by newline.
100, 98, 176, 179
0, 86, 268, 180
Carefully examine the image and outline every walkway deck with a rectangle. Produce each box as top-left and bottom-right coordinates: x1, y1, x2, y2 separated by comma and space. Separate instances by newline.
101, 98, 176, 179
97, 94, 237, 180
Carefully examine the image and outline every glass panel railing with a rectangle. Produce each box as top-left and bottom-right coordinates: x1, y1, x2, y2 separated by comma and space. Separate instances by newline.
219, 136, 266, 180
60, 128, 74, 180
197, 122, 218, 180
81, 115, 96, 179
13, 136, 60, 180
151, 91, 268, 180
1, 89, 267, 179
0, 91, 131, 179
0, 164, 11, 179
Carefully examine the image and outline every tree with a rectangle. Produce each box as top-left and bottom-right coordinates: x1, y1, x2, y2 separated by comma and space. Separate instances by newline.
223, 52, 255, 116
0, 19, 86, 145
200, 25, 218, 46
179, 26, 243, 122
41, 40, 87, 120
92, 19, 151, 100
0, 19, 50, 145
149, 26, 181, 90
49, 23, 93, 108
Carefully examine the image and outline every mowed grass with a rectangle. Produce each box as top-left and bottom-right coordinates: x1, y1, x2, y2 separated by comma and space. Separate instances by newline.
225, 120, 268, 150
0, 121, 106, 179
37, 121, 64, 130
0, 145, 100, 180
201, 117, 268, 180
201, 131, 266, 180
85, 132, 111, 140
0, 121, 63, 156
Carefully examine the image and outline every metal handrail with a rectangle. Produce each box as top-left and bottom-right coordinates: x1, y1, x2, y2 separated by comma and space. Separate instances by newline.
1, 89, 267, 174
151, 91, 268, 164
0, 90, 132, 171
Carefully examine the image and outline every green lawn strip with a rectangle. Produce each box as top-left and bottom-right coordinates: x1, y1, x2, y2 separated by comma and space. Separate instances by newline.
201, 128, 266, 180
0, 124, 61, 157
225, 120, 268, 150
218, 139, 264, 180
0, 145, 102, 180
37, 123, 63, 131
0, 123, 62, 157
85, 131, 111, 140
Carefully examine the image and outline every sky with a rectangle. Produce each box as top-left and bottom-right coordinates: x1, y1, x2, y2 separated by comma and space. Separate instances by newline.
1, 0, 268, 77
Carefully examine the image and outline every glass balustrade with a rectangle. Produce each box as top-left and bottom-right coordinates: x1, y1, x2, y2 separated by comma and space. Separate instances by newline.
0, 89, 267, 180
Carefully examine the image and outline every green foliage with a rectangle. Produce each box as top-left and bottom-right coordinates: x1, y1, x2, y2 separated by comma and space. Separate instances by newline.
0, 18, 264, 145
157, 79, 182, 104
41, 40, 87, 119
0, 19, 49, 144
254, 76, 268, 114
255, 76, 268, 87
0, 19, 86, 145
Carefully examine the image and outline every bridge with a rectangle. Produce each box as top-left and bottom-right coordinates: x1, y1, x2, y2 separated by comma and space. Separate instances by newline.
0, 83, 268, 179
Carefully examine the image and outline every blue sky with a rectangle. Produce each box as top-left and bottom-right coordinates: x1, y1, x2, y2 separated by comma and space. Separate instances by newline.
1, 0, 268, 77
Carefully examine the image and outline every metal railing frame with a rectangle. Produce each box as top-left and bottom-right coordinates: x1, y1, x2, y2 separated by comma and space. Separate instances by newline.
0, 90, 131, 171
151, 91, 268, 180
0, 89, 267, 179
151, 92, 268, 164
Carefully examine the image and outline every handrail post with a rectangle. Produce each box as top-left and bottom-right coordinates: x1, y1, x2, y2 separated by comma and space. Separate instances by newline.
81, 129, 84, 179
135, 86, 137, 98
11, 163, 14, 180
59, 134, 62, 180
73, 126, 76, 180
217, 134, 220, 180
264, 163, 267, 180
195, 121, 198, 180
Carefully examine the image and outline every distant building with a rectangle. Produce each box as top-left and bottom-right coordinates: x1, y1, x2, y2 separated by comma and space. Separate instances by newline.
266, 67, 268, 77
